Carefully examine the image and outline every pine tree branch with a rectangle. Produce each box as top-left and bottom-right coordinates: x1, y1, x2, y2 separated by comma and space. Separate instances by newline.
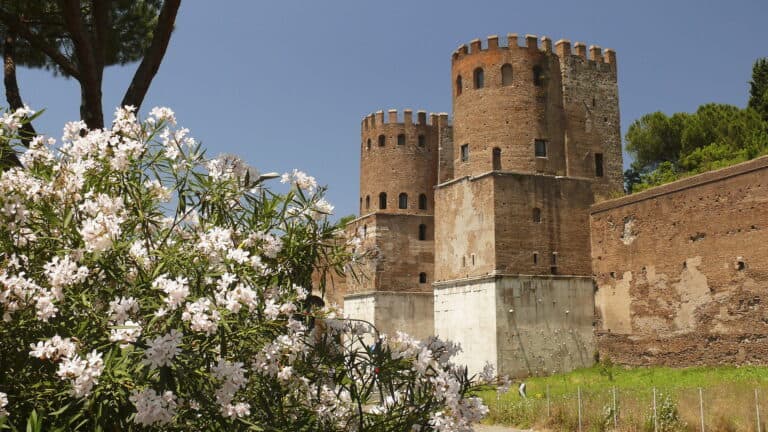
0, 7, 81, 79
121, 0, 180, 110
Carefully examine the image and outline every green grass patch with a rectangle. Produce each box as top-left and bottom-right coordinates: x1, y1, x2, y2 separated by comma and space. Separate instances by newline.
479, 363, 768, 431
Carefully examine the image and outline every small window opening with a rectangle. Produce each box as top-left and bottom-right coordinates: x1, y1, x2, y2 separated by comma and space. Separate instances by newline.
534, 139, 547, 157
418, 134, 425, 147
533, 65, 543, 86
501, 63, 513, 86
592, 96, 596, 107
456, 75, 463, 96
398, 193, 408, 209
379, 192, 387, 209
419, 272, 427, 284
418, 193, 427, 210
367, 138, 371, 150
737, 258, 746, 271
461, 144, 469, 162
365, 195, 370, 209
418, 224, 427, 241
471, 254, 475, 266
363, 224, 367, 237
532, 207, 541, 223
397, 133, 406, 146
551, 252, 558, 266
533, 253, 539, 265
462, 256, 466, 267
492, 147, 501, 170
378, 134, 386, 147
473, 67, 484, 89
595, 153, 604, 177
550, 266, 558, 275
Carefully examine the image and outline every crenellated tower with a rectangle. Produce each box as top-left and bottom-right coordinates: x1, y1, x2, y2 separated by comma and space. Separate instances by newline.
359, 109, 444, 216
343, 32, 623, 378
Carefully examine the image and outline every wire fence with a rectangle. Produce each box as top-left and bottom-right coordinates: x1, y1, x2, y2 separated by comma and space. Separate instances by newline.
487, 385, 768, 431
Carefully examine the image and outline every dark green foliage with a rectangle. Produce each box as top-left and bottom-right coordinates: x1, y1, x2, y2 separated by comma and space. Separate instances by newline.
749, 57, 768, 121
624, 61, 768, 193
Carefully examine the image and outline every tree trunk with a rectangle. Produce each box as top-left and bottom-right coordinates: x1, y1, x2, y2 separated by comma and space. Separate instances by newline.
1, 32, 29, 168
121, 0, 181, 111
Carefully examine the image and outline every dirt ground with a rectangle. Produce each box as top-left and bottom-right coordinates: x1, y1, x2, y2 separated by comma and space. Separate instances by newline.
474, 424, 534, 432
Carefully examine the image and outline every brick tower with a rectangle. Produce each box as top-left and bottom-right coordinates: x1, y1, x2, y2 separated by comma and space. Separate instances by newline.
344, 109, 449, 340
344, 33, 622, 377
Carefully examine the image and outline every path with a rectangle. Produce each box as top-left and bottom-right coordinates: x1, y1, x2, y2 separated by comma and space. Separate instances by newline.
474, 424, 534, 432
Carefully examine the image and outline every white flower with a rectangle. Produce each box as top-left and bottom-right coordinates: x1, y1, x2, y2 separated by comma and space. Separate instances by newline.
109, 319, 142, 348
130, 389, 177, 426
222, 402, 250, 419
0, 391, 8, 417
152, 275, 190, 310
226, 248, 250, 264
79, 213, 124, 252
149, 107, 177, 125
56, 350, 104, 397
181, 298, 220, 335
280, 169, 317, 193
29, 335, 76, 361
43, 255, 89, 296
143, 329, 183, 369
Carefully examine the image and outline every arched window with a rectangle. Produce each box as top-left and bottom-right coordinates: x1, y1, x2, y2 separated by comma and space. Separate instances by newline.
397, 134, 406, 146
456, 75, 463, 96
533, 65, 543, 86
501, 63, 513, 86
418, 224, 427, 241
378, 134, 386, 147
492, 147, 501, 170
419, 272, 427, 284
473, 67, 484, 89
365, 195, 370, 209
418, 135, 425, 147
379, 192, 387, 209
398, 193, 408, 209
367, 138, 371, 150
532, 207, 541, 223
418, 193, 427, 210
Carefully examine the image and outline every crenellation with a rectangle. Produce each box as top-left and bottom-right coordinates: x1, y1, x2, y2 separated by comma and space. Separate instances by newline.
541, 36, 552, 52
487, 35, 499, 50
555, 39, 571, 57
525, 34, 538, 50
574, 42, 587, 59
403, 109, 413, 125
469, 38, 482, 53
507, 33, 519, 48
374, 110, 384, 125
387, 109, 398, 123
589, 45, 603, 62
417, 110, 427, 125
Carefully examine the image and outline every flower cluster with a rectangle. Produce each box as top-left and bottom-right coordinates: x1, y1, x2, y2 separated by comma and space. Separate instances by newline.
0, 107, 486, 431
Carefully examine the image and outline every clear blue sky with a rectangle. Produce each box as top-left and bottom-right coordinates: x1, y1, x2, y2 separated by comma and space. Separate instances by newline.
11, 0, 768, 218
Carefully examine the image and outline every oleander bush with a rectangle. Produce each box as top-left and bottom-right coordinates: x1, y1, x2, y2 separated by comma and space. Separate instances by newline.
0, 107, 488, 431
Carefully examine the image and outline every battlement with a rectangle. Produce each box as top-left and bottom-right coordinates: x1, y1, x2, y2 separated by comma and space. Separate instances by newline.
452, 33, 616, 69
362, 109, 449, 130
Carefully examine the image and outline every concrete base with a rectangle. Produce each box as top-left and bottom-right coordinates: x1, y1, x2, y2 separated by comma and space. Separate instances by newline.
434, 274, 596, 377
344, 291, 434, 341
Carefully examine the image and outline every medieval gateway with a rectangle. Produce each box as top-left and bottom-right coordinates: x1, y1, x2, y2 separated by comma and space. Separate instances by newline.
326, 33, 768, 377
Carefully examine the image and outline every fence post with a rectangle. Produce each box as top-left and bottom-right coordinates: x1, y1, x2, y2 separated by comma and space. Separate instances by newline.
653, 387, 658, 432
546, 384, 550, 419
757, 388, 762, 432
699, 387, 705, 432
613, 386, 618, 429
578, 386, 583, 432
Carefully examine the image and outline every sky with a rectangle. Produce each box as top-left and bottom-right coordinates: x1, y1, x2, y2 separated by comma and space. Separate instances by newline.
9, 0, 768, 219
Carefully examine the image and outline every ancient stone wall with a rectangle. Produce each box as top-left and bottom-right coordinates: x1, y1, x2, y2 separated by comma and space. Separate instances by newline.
344, 292, 434, 340
435, 173, 594, 281
345, 213, 434, 293
591, 156, 768, 366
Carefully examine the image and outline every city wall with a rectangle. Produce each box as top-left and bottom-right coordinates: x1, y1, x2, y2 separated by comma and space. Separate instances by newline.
591, 156, 768, 365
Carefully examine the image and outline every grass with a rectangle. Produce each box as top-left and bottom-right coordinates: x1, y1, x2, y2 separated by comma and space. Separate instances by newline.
478, 363, 768, 431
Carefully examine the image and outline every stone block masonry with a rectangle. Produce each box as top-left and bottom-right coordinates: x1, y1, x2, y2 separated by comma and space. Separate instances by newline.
591, 156, 768, 366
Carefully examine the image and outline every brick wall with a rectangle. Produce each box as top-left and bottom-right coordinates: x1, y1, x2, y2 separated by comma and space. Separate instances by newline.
590, 156, 768, 365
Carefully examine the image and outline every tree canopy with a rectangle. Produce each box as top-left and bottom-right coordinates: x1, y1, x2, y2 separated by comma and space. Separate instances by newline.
624, 58, 768, 193
0, 0, 180, 130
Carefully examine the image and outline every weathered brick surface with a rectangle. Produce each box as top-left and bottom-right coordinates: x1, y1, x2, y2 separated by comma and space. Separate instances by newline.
449, 34, 622, 200
590, 156, 768, 365
345, 213, 434, 293
435, 173, 594, 282
359, 110, 443, 216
